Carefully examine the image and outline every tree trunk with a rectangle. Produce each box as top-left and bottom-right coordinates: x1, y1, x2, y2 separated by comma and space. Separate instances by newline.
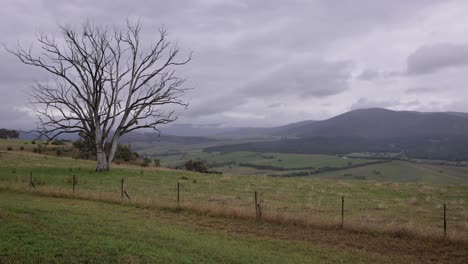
96, 149, 109, 172
95, 131, 109, 171
106, 135, 120, 169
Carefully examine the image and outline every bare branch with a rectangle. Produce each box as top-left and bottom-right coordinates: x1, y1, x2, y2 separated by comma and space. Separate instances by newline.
6, 20, 191, 171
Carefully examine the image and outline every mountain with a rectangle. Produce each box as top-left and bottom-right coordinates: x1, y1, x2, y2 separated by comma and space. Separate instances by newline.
271, 108, 468, 139
162, 108, 468, 139
215, 120, 316, 138
204, 108, 468, 161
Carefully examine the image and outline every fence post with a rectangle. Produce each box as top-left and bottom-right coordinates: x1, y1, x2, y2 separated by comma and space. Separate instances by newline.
72, 175, 76, 193
29, 172, 35, 190
257, 193, 262, 220
177, 181, 180, 208
254, 191, 258, 220
341, 195, 344, 229
120, 178, 124, 200
443, 203, 447, 237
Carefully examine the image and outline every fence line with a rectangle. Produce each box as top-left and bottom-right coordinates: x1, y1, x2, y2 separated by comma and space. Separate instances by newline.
0, 172, 464, 241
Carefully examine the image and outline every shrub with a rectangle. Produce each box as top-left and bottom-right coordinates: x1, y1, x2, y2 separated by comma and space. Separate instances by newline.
153, 159, 161, 167
19, 146, 24, 151
115, 144, 134, 162
51, 139, 65, 145
184, 159, 209, 173
7, 146, 13, 151
141, 157, 152, 167
33, 147, 43, 154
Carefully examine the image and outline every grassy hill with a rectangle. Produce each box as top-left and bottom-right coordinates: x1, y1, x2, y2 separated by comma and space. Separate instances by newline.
1, 151, 467, 238
3, 191, 467, 263
1, 142, 468, 262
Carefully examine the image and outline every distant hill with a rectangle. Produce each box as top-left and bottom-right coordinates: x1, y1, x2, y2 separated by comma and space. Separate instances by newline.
160, 108, 468, 139
271, 108, 468, 139
215, 120, 316, 138
121, 132, 216, 145
205, 108, 468, 161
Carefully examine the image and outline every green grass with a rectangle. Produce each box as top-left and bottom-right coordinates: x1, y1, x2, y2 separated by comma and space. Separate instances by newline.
0, 191, 376, 263
1, 151, 467, 240
1, 191, 467, 263
314, 160, 468, 184
155, 150, 374, 172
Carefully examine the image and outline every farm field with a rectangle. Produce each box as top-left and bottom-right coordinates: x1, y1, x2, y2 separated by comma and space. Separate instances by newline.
1, 150, 467, 242
0, 138, 75, 157
145, 145, 384, 175
137, 138, 468, 181
2, 191, 467, 263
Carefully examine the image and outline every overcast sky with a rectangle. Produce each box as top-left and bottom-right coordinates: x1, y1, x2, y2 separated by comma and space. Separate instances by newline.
1, 0, 468, 129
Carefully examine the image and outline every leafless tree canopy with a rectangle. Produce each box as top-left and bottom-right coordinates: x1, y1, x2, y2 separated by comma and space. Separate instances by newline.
7, 20, 191, 171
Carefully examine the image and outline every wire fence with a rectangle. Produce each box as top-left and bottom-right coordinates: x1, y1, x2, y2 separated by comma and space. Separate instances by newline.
0, 170, 467, 241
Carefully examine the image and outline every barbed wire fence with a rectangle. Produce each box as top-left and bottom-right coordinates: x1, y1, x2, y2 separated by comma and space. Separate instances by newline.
0, 169, 466, 240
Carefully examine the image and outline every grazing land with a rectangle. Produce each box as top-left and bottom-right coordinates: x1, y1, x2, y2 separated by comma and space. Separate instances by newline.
0, 150, 467, 240
2, 191, 467, 263
1, 139, 468, 262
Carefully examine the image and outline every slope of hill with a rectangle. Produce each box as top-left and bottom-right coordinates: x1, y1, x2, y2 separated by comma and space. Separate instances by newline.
272, 108, 468, 138
215, 120, 316, 138
205, 108, 468, 161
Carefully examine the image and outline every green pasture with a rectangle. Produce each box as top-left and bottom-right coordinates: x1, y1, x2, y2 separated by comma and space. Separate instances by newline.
1, 151, 467, 239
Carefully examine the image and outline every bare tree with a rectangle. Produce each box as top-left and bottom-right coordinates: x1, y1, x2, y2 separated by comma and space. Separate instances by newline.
7, 20, 191, 171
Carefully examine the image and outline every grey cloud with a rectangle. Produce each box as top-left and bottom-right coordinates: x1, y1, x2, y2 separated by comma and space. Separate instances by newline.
0, 0, 465, 128
0, 104, 34, 129
358, 69, 380, 81
405, 87, 438, 94
350, 97, 422, 111
406, 43, 468, 75
350, 97, 400, 110
186, 59, 353, 118
0, 54, 47, 84
183, 96, 246, 118
267, 103, 284, 108
244, 60, 353, 98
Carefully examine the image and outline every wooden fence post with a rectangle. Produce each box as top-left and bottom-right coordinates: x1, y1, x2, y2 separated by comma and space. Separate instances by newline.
120, 178, 124, 200
177, 181, 180, 208
257, 193, 262, 220
341, 195, 344, 229
254, 191, 258, 219
443, 203, 447, 237
72, 175, 76, 193
29, 172, 35, 190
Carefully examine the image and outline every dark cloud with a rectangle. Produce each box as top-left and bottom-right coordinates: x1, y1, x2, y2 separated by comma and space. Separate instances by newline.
406, 43, 468, 75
